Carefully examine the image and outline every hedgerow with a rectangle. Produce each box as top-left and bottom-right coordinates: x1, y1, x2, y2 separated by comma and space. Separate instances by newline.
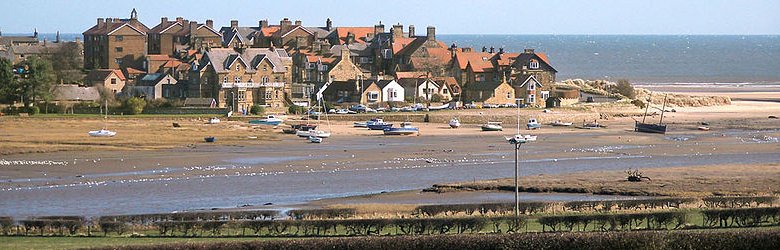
701, 207, 780, 228
415, 202, 550, 216
702, 196, 778, 208
537, 211, 687, 232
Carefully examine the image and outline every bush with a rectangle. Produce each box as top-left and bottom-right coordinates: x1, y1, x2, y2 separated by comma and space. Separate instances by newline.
614, 79, 636, 99
702, 207, 780, 228
287, 104, 306, 114
538, 211, 687, 232
124, 97, 146, 115
702, 196, 778, 208
0, 217, 13, 235
416, 202, 551, 217
286, 208, 357, 220
250, 104, 265, 115
631, 99, 646, 109
431, 93, 444, 103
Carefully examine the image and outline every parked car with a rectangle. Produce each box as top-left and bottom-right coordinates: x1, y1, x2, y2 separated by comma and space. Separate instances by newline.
483, 103, 499, 108
349, 104, 367, 112
464, 103, 479, 109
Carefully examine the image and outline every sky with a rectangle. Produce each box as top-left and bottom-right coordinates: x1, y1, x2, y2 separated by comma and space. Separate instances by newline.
1, 0, 778, 35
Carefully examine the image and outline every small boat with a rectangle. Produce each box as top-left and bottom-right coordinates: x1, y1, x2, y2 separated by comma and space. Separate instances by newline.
353, 122, 368, 128
383, 122, 419, 135
635, 94, 668, 134
249, 115, 283, 126
308, 136, 323, 143
207, 117, 221, 124
481, 122, 503, 131
504, 134, 537, 144
449, 118, 461, 128
527, 118, 541, 130
368, 120, 393, 130
550, 120, 573, 127
204, 137, 216, 143
697, 126, 710, 131
88, 129, 116, 137
284, 124, 317, 134
578, 121, 603, 129
308, 130, 331, 138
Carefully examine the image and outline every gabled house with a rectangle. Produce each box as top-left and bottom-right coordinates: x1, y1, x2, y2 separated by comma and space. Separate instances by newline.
398, 78, 440, 102
51, 84, 101, 104
359, 81, 382, 105
450, 46, 519, 88
85, 69, 126, 95
382, 25, 450, 74
433, 76, 460, 99
511, 48, 557, 87
462, 77, 515, 105
377, 79, 404, 103
515, 75, 545, 106
321, 80, 359, 103
326, 45, 364, 82
82, 9, 150, 70
169, 20, 221, 52
132, 73, 178, 100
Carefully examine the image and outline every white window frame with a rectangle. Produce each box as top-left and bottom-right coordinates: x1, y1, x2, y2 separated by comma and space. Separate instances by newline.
529, 60, 539, 69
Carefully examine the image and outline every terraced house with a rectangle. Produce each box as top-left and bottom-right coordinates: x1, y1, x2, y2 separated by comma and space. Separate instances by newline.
190, 47, 293, 112
147, 17, 221, 56
82, 9, 149, 71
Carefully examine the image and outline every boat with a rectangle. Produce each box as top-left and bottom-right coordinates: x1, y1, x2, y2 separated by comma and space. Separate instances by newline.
550, 120, 573, 126
449, 118, 461, 128
504, 134, 537, 144
284, 124, 317, 134
481, 122, 503, 131
577, 120, 603, 129
308, 136, 323, 143
89, 100, 117, 137
527, 118, 542, 130
635, 94, 668, 134
697, 126, 710, 131
207, 117, 220, 124
353, 122, 368, 127
368, 121, 393, 130
383, 122, 419, 135
307, 129, 332, 138
249, 115, 283, 126
204, 137, 216, 142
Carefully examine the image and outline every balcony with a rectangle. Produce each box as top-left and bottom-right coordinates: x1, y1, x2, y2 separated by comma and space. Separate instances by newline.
221, 82, 285, 88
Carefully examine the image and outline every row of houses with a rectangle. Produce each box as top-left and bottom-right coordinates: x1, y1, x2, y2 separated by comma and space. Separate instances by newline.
76, 9, 570, 112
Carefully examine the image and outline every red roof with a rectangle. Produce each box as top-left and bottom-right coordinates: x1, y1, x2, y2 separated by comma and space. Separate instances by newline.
261, 26, 280, 37
395, 71, 428, 79
147, 55, 173, 61
86, 69, 126, 81
125, 68, 144, 75
535, 52, 551, 65
336, 27, 375, 44
392, 37, 416, 54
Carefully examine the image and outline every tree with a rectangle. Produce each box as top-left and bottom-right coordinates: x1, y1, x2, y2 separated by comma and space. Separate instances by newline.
615, 79, 636, 99
0, 58, 18, 104
50, 42, 85, 84
20, 56, 55, 107
124, 97, 146, 115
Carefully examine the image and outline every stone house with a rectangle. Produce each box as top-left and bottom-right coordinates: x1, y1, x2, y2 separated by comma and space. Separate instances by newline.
320, 80, 359, 104
85, 69, 126, 95
190, 47, 292, 111
326, 46, 364, 82
51, 84, 101, 104
433, 76, 460, 99
514, 75, 545, 106
450, 46, 519, 88
359, 81, 382, 105
398, 78, 440, 102
132, 73, 178, 100
462, 78, 515, 105
82, 9, 149, 70
148, 17, 221, 56
511, 48, 557, 87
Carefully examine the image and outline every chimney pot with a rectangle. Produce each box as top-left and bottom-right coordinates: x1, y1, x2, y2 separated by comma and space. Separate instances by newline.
97, 18, 105, 27
176, 17, 184, 23
524, 48, 535, 54
206, 19, 213, 28
326, 18, 333, 31
295, 20, 302, 26
259, 20, 268, 28
482, 47, 487, 52
489, 47, 494, 53
408, 25, 415, 37
230, 20, 238, 28
426, 26, 435, 41
161, 17, 168, 24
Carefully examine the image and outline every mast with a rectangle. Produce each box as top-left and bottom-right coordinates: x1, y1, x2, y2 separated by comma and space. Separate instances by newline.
516, 98, 520, 134
641, 94, 651, 123
659, 94, 668, 124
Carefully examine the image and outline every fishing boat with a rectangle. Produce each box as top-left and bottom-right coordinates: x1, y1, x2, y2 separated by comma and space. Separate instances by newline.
527, 118, 541, 130
204, 137, 216, 142
249, 115, 283, 126
550, 120, 573, 126
307, 129, 331, 138
504, 134, 537, 143
449, 118, 461, 128
353, 121, 368, 127
383, 122, 419, 135
635, 94, 668, 134
207, 117, 221, 124
368, 120, 393, 130
577, 120, 603, 129
89, 100, 117, 137
697, 126, 710, 131
308, 136, 323, 143
481, 122, 503, 131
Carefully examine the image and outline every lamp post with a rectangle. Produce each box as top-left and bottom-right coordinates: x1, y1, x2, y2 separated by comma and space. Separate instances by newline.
506, 97, 533, 227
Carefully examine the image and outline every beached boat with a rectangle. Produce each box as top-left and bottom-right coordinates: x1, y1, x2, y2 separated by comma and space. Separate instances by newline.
204, 137, 216, 142
308, 136, 323, 143
368, 120, 393, 130
550, 120, 573, 126
481, 122, 503, 131
307, 129, 332, 138
283, 124, 317, 134
504, 134, 537, 143
698, 126, 710, 131
449, 118, 461, 128
249, 115, 283, 126
527, 118, 541, 130
383, 122, 419, 135
89, 100, 117, 137
635, 94, 668, 134
207, 117, 221, 124
353, 121, 367, 127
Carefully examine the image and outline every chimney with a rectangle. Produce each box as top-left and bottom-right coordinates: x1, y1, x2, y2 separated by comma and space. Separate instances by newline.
189, 21, 197, 32
230, 20, 238, 29
161, 17, 168, 25
489, 47, 494, 53
326, 18, 333, 31
55, 31, 60, 43
340, 45, 350, 62
346, 32, 355, 45
524, 48, 535, 54
280, 18, 292, 33
373, 21, 384, 35
499, 47, 504, 54
206, 19, 213, 29
462, 47, 472, 53
259, 20, 268, 28
392, 23, 403, 38
426, 26, 435, 41
105, 18, 113, 27
408, 25, 415, 38
97, 18, 105, 28
294, 20, 302, 26
481, 46, 487, 52
176, 17, 184, 24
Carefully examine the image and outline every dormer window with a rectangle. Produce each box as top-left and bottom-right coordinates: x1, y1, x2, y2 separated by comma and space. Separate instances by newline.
529, 59, 539, 69
263, 65, 268, 71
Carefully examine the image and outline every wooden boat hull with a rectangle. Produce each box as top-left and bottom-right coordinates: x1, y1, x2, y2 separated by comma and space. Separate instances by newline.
635, 122, 667, 134
368, 123, 393, 130
383, 128, 419, 135
481, 125, 503, 131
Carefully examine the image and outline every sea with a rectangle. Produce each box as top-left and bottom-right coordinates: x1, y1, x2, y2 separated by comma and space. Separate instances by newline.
10, 33, 780, 85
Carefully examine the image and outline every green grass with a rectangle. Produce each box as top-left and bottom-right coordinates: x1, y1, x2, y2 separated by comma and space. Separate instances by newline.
0, 236, 280, 250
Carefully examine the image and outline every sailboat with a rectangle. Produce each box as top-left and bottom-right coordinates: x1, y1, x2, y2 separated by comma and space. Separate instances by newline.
635, 94, 668, 134
504, 99, 536, 143
89, 100, 117, 137
306, 81, 333, 141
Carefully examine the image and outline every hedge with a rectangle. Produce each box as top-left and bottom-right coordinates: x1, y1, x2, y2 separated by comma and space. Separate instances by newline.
702, 196, 778, 208
537, 211, 687, 232
701, 207, 780, 228
95, 228, 780, 250
415, 202, 550, 217
286, 208, 357, 220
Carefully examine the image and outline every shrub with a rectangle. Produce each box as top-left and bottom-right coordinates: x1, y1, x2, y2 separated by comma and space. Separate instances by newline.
702, 196, 778, 208
614, 79, 636, 99
287, 104, 306, 114
124, 97, 146, 115
631, 99, 646, 109
250, 104, 264, 115
431, 93, 444, 103
538, 211, 687, 232
286, 208, 357, 220
0, 217, 13, 235
99, 221, 128, 236
702, 207, 780, 228
416, 202, 551, 217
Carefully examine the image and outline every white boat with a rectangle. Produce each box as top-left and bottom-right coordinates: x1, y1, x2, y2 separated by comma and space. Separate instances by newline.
308, 130, 331, 138
697, 126, 710, 131
449, 118, 461, 128
208, 117, 221, 124
551, 120, 573, 126
527, 118, 541, 130
296, 130, 313, 137
88, 129, 116, 137
353, 122, 368, 127
504, 134, 537, 144
89, 100, 116, 137
249, 115, 283, 126
308, 136, 323, 143
383, 122, 419, 135
481, 122, 503, 131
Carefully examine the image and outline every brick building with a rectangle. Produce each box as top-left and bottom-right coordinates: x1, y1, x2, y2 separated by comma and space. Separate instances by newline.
83, 9, 149, 70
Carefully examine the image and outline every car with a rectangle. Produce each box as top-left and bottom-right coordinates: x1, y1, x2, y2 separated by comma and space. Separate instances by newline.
349, 104, 367, 112
364, 107, 378, 113
335, 109, 349, 114
483, 103, 499, 108
464, 103, 479, 109
328, 109, 337, 114
501, 103, 518, 108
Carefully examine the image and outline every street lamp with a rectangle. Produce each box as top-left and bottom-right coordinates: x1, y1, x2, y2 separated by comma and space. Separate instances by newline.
505, 98, 535, 228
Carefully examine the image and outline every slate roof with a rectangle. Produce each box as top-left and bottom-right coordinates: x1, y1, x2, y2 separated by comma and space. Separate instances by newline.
513, 51, 557, 72
465, 81, 507, 91
220, 26, 259, 46
0, 36, 39, 46
376, 79, 398, 89
52, 85, 101, 101
303, 27, 333, 39
83, 18, 149, 36
86, 69, 126, 82
329, 43, 372, 57
201, 48, 292, 74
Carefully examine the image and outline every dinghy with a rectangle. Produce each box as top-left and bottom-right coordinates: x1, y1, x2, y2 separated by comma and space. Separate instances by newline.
449, 118, 461, 128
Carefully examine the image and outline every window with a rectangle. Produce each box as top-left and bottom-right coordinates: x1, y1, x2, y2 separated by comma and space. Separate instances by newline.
528, 94, 536, 103
263, 65, 268, 71
506, 92, 511, 99
389, 90, 397, 99
443, 88, 448, 94
167, 79, 171, 84
275, 76, 280, 82
234, 76, 240, 83
238, 90, 246, 101
367, 92, 379, 101
223, 77, 228, 83
115, 47, 123, 52
115, 36, 123, 41
275, 90, 279, 99
262, 76, 269, 83
236, 64, 240, 71
529, 59, 539, 69
265, 91, 272, 100
529, 83, 535, 90
111, 78, 117, 84
115, 58, 123, 65
477, 74, 485, 82
542, 91, 550, 100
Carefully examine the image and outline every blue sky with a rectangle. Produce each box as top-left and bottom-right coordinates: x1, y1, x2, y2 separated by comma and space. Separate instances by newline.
1, 0, 778, 35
